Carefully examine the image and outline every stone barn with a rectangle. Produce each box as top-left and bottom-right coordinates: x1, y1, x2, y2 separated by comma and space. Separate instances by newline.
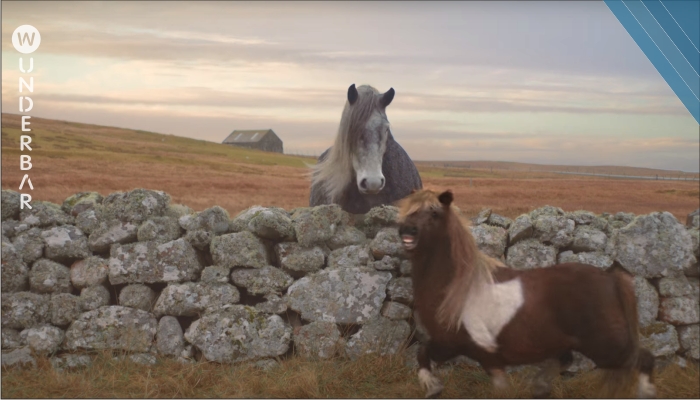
222, 129, 283, 153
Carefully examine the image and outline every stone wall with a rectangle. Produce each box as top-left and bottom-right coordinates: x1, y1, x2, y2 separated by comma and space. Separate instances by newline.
1, 188, 698, 372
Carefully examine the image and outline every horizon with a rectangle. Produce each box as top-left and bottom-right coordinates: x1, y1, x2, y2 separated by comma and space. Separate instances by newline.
2, 1, 698, 172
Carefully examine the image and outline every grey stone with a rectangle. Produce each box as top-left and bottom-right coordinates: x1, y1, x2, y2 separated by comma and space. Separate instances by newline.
275, 242, 326, 274
564, 211, 598, 226
557, 250, 613, 270
369, 255, 401, 271
677, 324, 699, 360
11, 227, 44, 264
640, 322, 680, 357
120, 353, 157, 365
247, 208, 295, 241
254, 293, 288, 315
2, 328, 22, 349
688, 209, 700, 228
399, 260, 412, 276
1, 292, 50, 329
487, 213, 512, 229
370, 227, 405, 260
2, 190, 21, 221
119, 284, 157, 311
183, 305, 292, 364
88, 219, 139, 253
230, 266, 294, 296
327, 244, 371, 269
50, 293, 83, 326
659, 296, 699, 325
211, 231, 269, 269
41, 225, 91, 261
254, 358, 279, 371
80, 285, 111, 311
165, 204, 194, 220
19, 324, 64, 356
508, 215, 533, 245
476, 208, 492, 225
326, 225, 366, 250
179, 205, 230, 235
533, 215, 575, 248
607, 212, 636, 232
70, 256, 109, 289
62, 192, 103, 217
387, 277, 414, 304
381, 301, 412, 320
2, 240, 28, 292
294, 320, 342, 359
184, 229, 213, 250
152, 282, 240, 317
75, 209, 101, 235
109, 238, 202, 285
200, 265, 231, 283
156, 316, 185, 357
2, 219, 21, 238
64, 306, 157, 352
362, 205, 399, 238
29, 259, 73, 294
230, 206, 267, 233
530, 205, 564, 220
287, 267, 391, 324
1, 347, 36, 369
612, 212, 696, 278
137, 217, 182, 244
293, 204, 342, 247
571, 226, 608, 253
505, 239, 557, 270
633, 276, 659, 327
470, 224, 508, 258
100, 188, 170, 224
345, 318, 411, 360
20, 201, 73, 228
564, 351, 596, 374
50, 354, 92, 372
659, 275, 695, 297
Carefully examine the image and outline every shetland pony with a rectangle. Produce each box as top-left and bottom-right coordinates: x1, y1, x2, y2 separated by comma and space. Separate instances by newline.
309, 84, 422, 214
397, 189, 656, 399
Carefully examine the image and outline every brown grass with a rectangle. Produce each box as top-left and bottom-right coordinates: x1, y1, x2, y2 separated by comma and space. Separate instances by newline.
2, 351, 698, 398
2, 113, 698, 220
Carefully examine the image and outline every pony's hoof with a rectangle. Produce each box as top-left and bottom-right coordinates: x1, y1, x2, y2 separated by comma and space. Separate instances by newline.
425, 385, 444, 399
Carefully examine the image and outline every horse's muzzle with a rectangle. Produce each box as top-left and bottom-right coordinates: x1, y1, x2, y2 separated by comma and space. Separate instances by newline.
398, 226, 418, 251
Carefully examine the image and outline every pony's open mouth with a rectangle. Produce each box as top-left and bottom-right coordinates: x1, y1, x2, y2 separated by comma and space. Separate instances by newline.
401, 235, 417, 250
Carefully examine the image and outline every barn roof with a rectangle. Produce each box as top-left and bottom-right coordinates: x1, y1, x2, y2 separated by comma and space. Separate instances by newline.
222, 129, 276, 144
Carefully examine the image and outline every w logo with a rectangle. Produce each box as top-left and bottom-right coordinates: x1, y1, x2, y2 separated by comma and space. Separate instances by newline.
12, 25, 41, 54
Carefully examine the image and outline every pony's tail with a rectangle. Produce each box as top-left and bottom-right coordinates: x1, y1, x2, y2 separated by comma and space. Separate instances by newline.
599, 269, 643, 398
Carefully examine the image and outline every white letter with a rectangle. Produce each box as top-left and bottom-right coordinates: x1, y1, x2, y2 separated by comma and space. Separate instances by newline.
20, 135, 32, 151
19, 174, 34, 190
21, 155, 32, 170
19, 57, 33, 73
19, 77, 33, 92
19, 96, 33, 112
20, 194, 32, 209
21, 116, 31, 131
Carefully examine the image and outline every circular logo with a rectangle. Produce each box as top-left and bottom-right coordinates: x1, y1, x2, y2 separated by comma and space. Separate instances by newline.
12, 25, 41, 54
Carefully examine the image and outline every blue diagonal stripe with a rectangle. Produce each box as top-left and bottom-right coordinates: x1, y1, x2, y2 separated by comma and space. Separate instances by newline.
604, 0, 700, 124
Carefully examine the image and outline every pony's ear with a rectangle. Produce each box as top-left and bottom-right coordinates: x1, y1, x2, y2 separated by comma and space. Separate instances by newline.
438, 190, 453, 207
348, 84, 359, 105
380, 87, 395, 108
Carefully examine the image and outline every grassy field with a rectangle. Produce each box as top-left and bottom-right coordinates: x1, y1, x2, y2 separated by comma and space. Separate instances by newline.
2, 113, 698, 221
1, 350, 698, 399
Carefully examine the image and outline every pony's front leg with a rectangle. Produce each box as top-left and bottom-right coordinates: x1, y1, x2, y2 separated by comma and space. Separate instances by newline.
487, 368, 510, 396
416, 342, 448, 398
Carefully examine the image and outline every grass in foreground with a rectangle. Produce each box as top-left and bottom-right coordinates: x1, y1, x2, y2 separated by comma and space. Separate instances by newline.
2, 351, 698, 398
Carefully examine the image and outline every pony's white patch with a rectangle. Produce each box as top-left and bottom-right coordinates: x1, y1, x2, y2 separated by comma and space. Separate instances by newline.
460, 278, 524, 353
637, 373, 657, 399
418, 368, 443, 398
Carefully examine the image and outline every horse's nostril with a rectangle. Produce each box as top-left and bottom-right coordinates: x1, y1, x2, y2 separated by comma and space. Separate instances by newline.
380, 178, 385, 187
360, 179, 368, 189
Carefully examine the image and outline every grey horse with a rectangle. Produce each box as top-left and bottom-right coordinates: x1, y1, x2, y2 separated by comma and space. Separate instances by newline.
309, 84, 423, 214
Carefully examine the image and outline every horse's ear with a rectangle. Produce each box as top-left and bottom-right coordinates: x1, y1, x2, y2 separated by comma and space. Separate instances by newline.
380, 87, 395, 108
348, 84, 358, 105
438, 190, 453, 207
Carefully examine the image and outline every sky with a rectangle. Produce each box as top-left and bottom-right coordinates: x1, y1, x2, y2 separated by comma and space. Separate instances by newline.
2, 1, 698, 171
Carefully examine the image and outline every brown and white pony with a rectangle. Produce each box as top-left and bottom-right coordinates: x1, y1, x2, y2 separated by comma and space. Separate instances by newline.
397, 189, 656, 399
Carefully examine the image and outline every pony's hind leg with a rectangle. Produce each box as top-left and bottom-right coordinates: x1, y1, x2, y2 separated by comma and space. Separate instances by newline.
417, 342, 452, 398
531, 357, 565, 398
636, 348, 656, 399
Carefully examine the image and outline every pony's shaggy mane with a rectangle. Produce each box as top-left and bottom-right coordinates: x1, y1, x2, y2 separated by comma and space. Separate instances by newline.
398, 190, 505, 331
310, 85, 383, 202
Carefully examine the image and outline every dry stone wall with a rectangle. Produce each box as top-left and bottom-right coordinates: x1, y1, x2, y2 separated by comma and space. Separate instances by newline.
1, 188, 698, 373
